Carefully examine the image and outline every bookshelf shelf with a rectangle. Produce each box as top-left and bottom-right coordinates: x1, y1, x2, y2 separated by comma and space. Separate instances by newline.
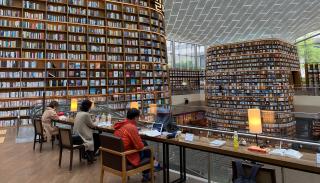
0, 0, 168, 126
206, 39, 301, 138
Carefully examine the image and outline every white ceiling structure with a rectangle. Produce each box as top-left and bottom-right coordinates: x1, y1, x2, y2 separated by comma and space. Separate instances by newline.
164, 0, 320, 46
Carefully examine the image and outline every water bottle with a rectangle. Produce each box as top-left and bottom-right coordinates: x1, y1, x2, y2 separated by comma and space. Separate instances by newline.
107, 114, 112, 122
101, 113, 106, 122
233, 131, 239, 151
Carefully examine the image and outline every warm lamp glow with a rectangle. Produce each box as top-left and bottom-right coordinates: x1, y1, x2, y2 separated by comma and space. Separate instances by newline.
70, 98, 78, 112
149, 104, 157, 114
130, 101, 139, 109
248, 109, 262, 134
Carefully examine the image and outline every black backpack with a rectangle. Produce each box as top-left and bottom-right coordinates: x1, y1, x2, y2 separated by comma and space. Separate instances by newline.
234, 161, 261, 183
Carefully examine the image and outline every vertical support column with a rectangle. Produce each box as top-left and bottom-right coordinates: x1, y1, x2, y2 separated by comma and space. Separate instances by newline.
207, 153, 211, 183
172, 40, 176, 68
194, 44, 198, 70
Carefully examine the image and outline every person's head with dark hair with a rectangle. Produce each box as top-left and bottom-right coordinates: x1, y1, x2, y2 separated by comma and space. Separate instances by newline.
48, 101, 59, 110
80, 100, 92, 112
127, 108, 140, 121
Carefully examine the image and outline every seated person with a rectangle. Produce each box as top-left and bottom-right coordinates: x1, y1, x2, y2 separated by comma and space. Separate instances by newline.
41, 101, 60, 141
114, 108, 152, 182
73, 100, 100, 164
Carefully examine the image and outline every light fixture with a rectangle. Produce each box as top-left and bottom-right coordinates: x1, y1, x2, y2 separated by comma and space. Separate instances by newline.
248, 108, 262, 146
70, 98, 78, 112
130, 101, 139, 109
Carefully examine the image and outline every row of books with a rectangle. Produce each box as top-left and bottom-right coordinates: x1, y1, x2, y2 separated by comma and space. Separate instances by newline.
24, 12, 44, 20
22, 72, 44, 78
0, 82, 21, 88
48, 4, 66, 13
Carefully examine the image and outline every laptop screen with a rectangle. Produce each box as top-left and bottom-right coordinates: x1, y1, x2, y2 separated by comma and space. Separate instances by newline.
152, 123, 163, 132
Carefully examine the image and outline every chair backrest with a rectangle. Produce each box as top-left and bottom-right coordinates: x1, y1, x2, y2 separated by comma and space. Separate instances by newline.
33, 118, 43, 135
232, 161, 276, 183
59, 128, 73, 148
100, 134, 125, 171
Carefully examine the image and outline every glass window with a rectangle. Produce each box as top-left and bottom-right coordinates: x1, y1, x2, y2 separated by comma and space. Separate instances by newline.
166, 40, 205, 70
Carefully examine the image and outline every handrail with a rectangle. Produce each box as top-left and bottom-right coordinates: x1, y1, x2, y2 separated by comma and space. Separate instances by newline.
177, 125, 320, 147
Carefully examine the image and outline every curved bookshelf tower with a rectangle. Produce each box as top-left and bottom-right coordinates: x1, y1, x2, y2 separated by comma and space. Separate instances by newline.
206, 39, 301, 138
0, 0, 169, 126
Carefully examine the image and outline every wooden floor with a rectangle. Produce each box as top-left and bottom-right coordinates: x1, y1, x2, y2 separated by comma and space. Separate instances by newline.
0, 127, 202, 183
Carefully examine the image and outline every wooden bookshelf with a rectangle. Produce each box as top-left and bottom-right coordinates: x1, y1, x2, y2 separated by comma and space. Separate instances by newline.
169, 68, 202, 94
173, 110, 207, 127
0, 0, 169, 127
305, 63, 320, 87
311, 120, 320, 140
206, 39, 301, 137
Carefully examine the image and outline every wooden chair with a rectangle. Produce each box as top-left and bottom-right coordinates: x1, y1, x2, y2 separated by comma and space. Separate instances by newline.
58, 128, 85, 171
99, 134, 154, 183
232, 161, 276, 183
33, 118, 55, 152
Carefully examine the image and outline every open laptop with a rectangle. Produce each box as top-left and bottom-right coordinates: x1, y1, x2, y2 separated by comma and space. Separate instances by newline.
141, 123, 163, 137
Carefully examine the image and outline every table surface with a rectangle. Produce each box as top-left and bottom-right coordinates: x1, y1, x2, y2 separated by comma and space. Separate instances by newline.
54, 119, 320, 175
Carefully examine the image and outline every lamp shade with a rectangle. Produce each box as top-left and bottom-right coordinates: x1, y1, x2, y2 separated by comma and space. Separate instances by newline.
70, 98, 78, 112
248, 109, 262, 134
130, 101, 139, 109
149, 104, 157, 114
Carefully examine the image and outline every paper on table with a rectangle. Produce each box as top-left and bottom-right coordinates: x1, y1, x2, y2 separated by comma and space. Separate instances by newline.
317, 153, 320, 164
269, 149, 303, 159
210, 140, 226, 147
185, 133, 194, 142
269, 149, 286, 156
284, 149, 303, 159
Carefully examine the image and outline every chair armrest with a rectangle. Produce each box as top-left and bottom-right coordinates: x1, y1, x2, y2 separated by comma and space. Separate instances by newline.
99, 146, 152, 156
99, 147, 124, 156
123, 146, 152, 155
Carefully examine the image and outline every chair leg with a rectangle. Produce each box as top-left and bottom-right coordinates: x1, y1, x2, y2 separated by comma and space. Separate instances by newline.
150, 166, 155, 183
121, 173, 127, 183
79, 149, 82, 163
59, 147, 62, 167
69, 150, 73, 171
51, 136, 54, 149
39, 137, 43, 153
33, 134, 36, 150
100, 167, 104, 183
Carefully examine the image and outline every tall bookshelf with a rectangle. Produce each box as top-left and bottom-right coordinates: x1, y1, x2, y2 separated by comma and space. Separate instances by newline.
169, 68, 202, 94
206, 39, 301, 137
0, 0, 169, 127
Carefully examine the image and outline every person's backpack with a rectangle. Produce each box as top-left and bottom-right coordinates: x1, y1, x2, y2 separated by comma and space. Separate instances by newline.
234, 161, 261, 183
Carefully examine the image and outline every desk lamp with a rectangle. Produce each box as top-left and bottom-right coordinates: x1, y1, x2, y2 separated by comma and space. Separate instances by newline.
70, 98, 78, 118
148, 103, 157, 122
248, 108, 262, 146
130, 101, 139, 109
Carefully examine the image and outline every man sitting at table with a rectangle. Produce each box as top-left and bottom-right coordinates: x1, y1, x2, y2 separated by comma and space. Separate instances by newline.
114, 108, 152, 182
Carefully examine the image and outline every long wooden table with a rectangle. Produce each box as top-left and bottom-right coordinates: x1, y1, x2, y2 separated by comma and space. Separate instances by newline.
54, 119, 320, 183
